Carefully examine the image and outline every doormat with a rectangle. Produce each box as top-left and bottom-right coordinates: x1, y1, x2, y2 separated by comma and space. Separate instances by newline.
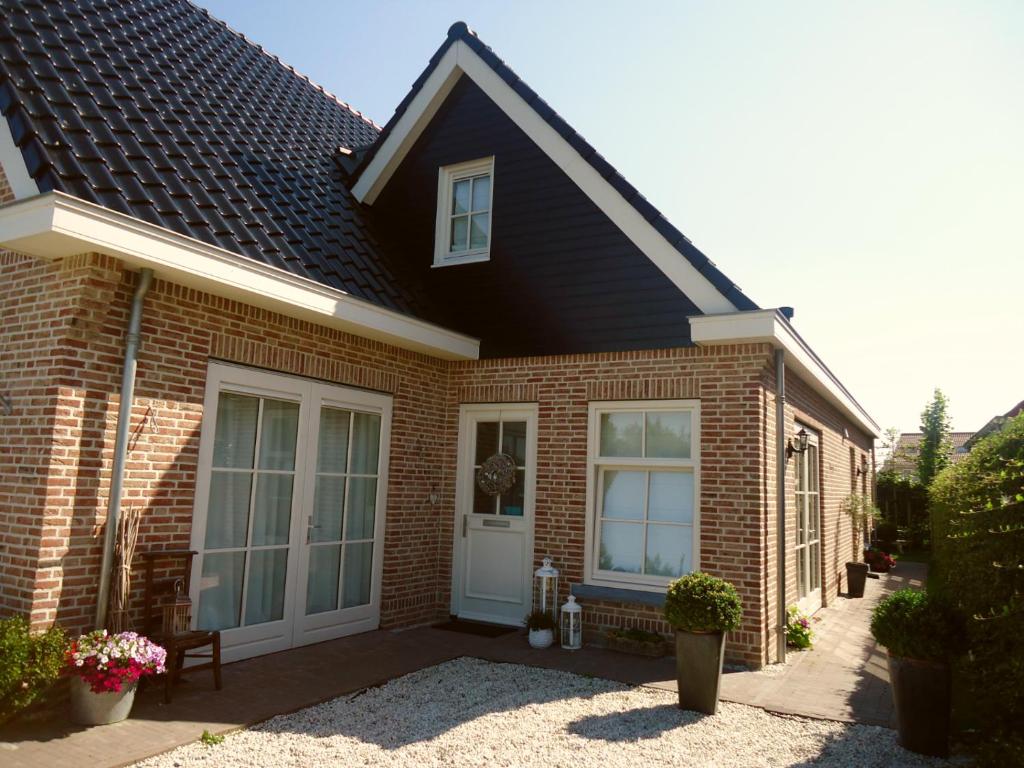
432, 619, 518, 638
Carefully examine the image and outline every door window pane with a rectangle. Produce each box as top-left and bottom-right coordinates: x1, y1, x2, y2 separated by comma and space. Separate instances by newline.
258, 400, 300, 470
645, 524, 690, 578
473, 483, 496, 515
601, 471, 644, 520
501, 421, 527, 465
646, 412, 691, 458
205, 471, 252, 549
312, 476, 345, 542
474, 421, 499, 464
600, 412, 643, 457
212, 393, 258, 468
198, 551, 245, 631
317, 407, 350, 473
244, 548, 288, 625
251, 473, 293, 546
599, 522, 643, 573
350, 413, 381, 474
648, 472, 693, 523
306, 545, 340, 615
345, 477, 377, 540
500, 469, 525, 516
797, 550, 808, 598
342, 542, 373, 608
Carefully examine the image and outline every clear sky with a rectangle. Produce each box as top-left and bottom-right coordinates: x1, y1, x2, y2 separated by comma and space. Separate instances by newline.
200, 0, 1024, 435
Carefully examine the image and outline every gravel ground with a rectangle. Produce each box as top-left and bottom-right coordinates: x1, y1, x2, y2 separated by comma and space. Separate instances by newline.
135, 658, 952, 768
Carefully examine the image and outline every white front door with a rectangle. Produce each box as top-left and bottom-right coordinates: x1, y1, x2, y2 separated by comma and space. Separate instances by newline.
794, 431, 822, 614
190, 363, 391, 662
452, 405, 537, 625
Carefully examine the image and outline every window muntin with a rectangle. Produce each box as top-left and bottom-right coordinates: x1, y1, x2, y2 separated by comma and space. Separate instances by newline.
434, 157, 494, 266
588, 402, 699, 589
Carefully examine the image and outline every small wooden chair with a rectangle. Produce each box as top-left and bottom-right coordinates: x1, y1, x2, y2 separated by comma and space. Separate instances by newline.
141, 549, 222, 703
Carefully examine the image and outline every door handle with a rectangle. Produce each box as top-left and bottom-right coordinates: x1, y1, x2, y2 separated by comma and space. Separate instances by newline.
306, 515, 321, 544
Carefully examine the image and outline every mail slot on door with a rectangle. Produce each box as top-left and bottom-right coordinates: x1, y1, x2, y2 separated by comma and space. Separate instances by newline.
482, 519, 511, 528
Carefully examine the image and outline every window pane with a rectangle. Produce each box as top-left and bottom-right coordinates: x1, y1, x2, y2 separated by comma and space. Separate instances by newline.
474, 421, 499, 464
471, 175, 490, 211
469, 213, 490, 250
258, 399, 300, 470
808, 444, 819, 492
473, 482, 497, 515
450, 215, 468, 251
810, 541, 821, 590
501, 421, 527, 465
342, 542, 373, 608
648, 471, 694, 523
317, 407, 350, 473
500, 469, 525, 516
599, 412, 643, 457
212, 393, 258, 468
351, 413, 381, 475
646, 411, 691, 459
251, 473, 293, 545
197, 551, 245, 631
244, 548, 288, 625
312, 476, 345, 542
205, 471, 252, 549
601, 470, 644, 520
809, 492, 819, 542
306, 544, 340, 615
645, 524, 691, 578
797, 549, 807, 598
599, 521, 642, 573
345, 477, 377, 540
452, 178, 471, 214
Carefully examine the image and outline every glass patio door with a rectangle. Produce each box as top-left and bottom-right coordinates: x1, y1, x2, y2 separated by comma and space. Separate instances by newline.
794, 430, 821, 613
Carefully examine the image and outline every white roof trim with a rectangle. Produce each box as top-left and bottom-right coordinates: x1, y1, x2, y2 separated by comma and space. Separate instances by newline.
0, 118, 40, 200
352, 39, 737, 315
0, 192, 480, 361
689, 309, 880, 438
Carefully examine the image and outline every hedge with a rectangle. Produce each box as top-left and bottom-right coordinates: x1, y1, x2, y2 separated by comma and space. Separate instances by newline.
930, 412, 1024, 765
0, 616, 67, 724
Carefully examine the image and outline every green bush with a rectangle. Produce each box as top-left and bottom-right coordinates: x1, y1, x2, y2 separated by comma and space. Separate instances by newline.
930, 413, 1024, 764
869, 589, 965, 662
875, 520, 899, 546
0, 616, 67, 724
524, 610, 556, 631
664, 572, 742, 633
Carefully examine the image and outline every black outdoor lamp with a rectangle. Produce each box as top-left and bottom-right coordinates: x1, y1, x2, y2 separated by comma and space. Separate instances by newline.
787, 428, 809, 459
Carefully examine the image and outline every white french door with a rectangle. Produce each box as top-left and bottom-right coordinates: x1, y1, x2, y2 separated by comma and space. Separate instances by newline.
189, 363, 391, 661
452, 404, 537, 625
794, 430, 821, 613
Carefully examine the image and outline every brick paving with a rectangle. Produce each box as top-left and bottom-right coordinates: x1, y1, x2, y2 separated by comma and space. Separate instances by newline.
0, 564, 924, 768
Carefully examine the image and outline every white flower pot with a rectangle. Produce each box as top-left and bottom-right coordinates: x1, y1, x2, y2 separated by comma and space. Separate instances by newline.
69, 676, 137, 725
528, 628, 554, 649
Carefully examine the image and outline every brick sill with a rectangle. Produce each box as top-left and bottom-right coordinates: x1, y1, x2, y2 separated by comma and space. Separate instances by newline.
571, 583, 666, 607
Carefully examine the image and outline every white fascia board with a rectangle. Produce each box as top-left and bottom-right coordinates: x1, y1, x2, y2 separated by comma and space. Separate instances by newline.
690, 309, 881, 438
0, 117, 40, 200
0, 192, 480, 361
352, 40, 737, 315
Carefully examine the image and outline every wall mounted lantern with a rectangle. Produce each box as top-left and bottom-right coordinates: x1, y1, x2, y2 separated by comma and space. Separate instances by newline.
786, 428, 809, 459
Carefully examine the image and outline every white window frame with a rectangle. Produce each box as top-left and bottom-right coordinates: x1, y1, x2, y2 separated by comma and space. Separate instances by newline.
433, 156, 495, 267
584, 399, 701, 592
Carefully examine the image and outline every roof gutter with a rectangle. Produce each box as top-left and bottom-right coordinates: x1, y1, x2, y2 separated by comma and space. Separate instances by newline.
0, 192, 480, 361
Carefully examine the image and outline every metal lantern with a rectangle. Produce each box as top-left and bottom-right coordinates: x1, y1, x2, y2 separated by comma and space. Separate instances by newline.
162, 577, 192, 637
560, 595, 582, 650
533, 557, 560, 624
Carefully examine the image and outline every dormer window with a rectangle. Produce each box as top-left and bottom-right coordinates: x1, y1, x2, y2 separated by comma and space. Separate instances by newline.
433, 157, 494, 267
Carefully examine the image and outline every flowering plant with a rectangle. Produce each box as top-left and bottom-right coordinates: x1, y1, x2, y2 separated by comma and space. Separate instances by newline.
864, 548, 896, 571
786, 605, 814, 649
65, 630, 166, 693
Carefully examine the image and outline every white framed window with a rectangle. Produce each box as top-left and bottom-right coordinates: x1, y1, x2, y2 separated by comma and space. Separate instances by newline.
433, 156, 494, 267
585, 400, 700, 591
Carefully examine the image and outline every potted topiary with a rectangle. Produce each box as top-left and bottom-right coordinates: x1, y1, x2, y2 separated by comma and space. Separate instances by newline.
870, 589, 966, 757
843, 493, 877, 597
66, 630, 166, 725
865, 547, 895, 573
664, 572, 742, 715
524, 610, 556, 649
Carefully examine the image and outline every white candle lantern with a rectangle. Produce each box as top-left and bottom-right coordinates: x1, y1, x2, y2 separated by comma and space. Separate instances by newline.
560, 595, 583, 650
533, 557, 560, 624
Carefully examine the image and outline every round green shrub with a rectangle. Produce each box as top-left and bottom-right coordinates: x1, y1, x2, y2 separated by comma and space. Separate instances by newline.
664, 572, 742, 633
524, 610, 556, 631
0, 616, 67, 724
870, 589, 965, 663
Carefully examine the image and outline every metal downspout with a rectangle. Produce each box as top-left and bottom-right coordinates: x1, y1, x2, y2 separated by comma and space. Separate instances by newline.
95, 268, 154, 630
775, 347, 787, 663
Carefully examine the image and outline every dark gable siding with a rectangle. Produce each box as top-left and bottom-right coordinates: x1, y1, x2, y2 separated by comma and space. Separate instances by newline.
368, 77, 703, 358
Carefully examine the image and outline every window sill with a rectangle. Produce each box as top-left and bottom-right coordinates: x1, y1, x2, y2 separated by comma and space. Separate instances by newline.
431, 251, 490, 268
571, 583, 667, 607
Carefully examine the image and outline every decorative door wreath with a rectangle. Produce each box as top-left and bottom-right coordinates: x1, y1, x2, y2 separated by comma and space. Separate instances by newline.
476, 453, 517, 496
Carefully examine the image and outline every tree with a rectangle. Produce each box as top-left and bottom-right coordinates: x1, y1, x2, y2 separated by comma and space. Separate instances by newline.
917, 388, 952, 487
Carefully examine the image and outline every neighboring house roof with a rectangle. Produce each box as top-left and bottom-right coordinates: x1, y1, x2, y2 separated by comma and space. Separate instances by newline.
886, 431, 974, 479
964, 399, 1024, 450
0, 0, 428, 315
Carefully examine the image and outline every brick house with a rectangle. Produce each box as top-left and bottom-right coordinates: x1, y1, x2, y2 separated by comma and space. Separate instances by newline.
0, 1, 878, 668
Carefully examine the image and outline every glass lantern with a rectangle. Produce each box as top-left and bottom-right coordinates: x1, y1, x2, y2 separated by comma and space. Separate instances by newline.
560, 595, 582, 650
533, 557, 560, 624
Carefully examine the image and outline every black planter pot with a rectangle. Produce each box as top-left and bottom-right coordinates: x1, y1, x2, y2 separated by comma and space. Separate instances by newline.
674, 630, 726, 715
887, 655, 952, 758
846, 562, 869, 598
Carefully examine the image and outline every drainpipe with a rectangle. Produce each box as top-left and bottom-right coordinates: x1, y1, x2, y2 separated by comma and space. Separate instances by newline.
95, 268, 154, 630
775, 347, 787, 664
